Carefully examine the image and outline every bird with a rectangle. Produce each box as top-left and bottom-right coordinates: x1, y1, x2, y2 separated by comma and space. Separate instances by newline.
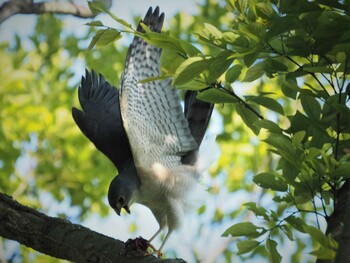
72, 6, 214, 257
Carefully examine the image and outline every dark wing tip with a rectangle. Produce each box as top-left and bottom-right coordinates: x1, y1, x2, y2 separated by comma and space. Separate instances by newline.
72, 106, 86, 134
138, 6, 164, 33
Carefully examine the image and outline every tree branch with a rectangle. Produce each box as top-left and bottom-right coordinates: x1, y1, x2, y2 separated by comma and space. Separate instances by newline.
0, 0, 108, 24
316, 180, 350, 263
335, 182, 350, 263
0, 192, 185, 263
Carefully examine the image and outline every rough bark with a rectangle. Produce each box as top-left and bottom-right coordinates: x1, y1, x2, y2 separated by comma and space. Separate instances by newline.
316, 180, 350, 263
0, 192, 186, 263
335, 186, 350, 263
0, 0, 111, 24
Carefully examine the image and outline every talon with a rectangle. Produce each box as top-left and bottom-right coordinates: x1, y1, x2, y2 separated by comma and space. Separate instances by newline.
145, 242, 162, 258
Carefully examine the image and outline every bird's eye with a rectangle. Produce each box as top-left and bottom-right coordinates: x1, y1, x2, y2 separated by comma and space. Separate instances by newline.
118, 196, 125, 204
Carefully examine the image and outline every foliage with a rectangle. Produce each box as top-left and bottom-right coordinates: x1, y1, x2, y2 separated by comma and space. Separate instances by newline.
1, 0, 350, 262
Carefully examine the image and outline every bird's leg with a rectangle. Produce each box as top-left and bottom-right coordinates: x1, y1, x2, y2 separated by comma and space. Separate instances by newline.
146, 229, 173, 258
145, 227, 162, 256
156, 229, 173, 257
148, 227, 162, 243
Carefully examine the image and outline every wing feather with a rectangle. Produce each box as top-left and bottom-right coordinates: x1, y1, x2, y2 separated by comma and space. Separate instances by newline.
72, 69, 133, 170
120, 7, 197, 168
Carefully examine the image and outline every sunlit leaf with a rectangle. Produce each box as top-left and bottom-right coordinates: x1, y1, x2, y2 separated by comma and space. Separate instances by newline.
253, 173, 288, 192
222, 222, 267, 238
244, 202, 269, 220
172, 56, 213, 86
88, 29, 121, 49
237, 240, 260, 255
197, 88, 239, 103
249, 95, 284, 115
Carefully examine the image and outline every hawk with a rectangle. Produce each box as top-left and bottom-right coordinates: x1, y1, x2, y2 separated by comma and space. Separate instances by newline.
72, 6, 214, 257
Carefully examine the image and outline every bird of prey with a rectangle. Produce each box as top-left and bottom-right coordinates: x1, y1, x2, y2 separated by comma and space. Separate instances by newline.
72, 6, 214, 257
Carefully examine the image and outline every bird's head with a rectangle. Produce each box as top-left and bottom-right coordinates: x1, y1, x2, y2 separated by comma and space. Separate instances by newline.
108, 161, 141, 216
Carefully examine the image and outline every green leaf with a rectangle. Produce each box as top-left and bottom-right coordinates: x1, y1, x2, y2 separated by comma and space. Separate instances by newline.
256, 2, 275, 19
266, 239, 282, 263
206, 50, 233, 83
160, 49, 185, 75
249, 95, 284, 115
90, 3, 131, 29
237, 240, 260, 255
266, 15, 296, 39
264, 134, 297, 166
265, 58, 288, 74
235, 103, 261, 135
243, 62, 265, 82
197, 88, 239, 104
172, 56, 213, 86
303, 225, 338, 250
222, 222, 267, 238
309, 247, 337, 260
300, 94, 321, 120
222, 31, 239, 43
88, 1, 108, 15
292, 130, 306, 146
225, 64, 243, 83
176, 80, 208, 91
253, 172, 288, 192
280, 0, 321, 14
281, 78, 299, 99
143, 32, 200, 56
88, 29, 121, 49
243, 52, 259, 67
85, 20, 104, 27
244, 202, 269, 220
329, 162, 350, 178
280, 224, 294, 241
253, 119, 282, 134
197, 205, 206, 215
303, 66, 333, 74
204, 23, 222, 39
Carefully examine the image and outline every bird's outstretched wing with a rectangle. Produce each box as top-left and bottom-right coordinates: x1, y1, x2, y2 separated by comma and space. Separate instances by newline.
181, 90, 214, 165
120, 7, 197, 168
72, 69, 133, 170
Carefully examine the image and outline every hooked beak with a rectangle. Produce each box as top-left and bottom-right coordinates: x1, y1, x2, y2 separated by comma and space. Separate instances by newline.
124, 205, 131, 214
115, 206, 130, 216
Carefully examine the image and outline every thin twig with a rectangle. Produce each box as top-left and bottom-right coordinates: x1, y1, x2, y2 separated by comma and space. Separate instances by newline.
214, 83, 264, 120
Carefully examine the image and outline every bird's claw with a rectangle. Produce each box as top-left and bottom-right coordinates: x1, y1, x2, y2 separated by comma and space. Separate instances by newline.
145, 242, 162, 258
121, 236, 162, 258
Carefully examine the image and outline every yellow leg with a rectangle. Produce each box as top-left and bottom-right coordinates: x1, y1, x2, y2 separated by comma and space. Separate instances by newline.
146, 229, 173, 258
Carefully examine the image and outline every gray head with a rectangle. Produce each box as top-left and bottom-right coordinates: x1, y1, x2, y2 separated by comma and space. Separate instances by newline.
108, 161, 141, 215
